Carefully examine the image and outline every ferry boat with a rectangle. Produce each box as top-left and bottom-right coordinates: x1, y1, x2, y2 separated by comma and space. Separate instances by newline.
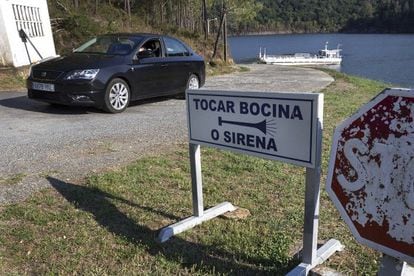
258, 43, 342, 65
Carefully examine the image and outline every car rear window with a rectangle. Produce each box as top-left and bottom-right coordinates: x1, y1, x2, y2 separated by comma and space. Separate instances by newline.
164, 37, 190, 57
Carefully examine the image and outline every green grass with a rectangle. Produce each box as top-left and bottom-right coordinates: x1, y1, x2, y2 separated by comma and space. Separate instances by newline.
238, 66, 250, 72
0, 69, 27, 91
0, 71, 387, 275
0, 174, 26, 186
207, 63, 250, 76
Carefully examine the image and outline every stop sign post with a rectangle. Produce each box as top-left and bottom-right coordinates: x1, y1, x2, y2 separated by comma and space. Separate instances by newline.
327, 88, 414, 273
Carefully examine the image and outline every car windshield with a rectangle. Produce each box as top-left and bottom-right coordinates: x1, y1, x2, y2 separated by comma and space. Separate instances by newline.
74, 35, 143, 55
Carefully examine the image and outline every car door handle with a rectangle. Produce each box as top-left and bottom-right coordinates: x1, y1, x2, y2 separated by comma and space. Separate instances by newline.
161, 64, 168, 68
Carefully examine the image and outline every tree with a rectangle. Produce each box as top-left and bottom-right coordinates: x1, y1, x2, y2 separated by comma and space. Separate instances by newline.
212, 1, 226, 59
95, 0, 100, 14
124, 0, 131, 17
202, 0, 208, 39
212, 0, 262, 60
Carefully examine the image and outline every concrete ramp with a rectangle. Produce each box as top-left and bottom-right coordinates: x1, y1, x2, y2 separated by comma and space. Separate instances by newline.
203, 64, 334, 92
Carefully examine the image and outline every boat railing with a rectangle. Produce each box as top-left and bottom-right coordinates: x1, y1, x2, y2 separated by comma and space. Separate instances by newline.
259, 47, 267, 59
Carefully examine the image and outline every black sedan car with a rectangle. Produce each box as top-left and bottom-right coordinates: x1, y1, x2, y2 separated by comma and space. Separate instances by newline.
27, 33, 205, 113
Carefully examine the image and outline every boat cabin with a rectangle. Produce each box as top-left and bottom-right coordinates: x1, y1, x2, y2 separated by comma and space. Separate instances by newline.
318, 43, 342, 58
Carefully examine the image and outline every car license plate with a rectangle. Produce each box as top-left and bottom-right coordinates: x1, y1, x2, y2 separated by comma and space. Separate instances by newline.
32, 82, 55, 92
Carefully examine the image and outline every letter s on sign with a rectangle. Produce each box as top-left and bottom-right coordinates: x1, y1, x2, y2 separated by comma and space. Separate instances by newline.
337, 139, 369, 192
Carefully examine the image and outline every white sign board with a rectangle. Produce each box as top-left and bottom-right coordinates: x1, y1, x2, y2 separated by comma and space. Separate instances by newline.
186, 90, 323, 168
161, 89, 341, 274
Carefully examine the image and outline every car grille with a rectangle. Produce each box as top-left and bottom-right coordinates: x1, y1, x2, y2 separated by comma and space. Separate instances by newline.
32, 70, 63, 81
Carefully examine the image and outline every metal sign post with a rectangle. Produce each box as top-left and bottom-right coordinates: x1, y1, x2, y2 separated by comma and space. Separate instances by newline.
158, 90, 343, 275
158, 143, 236, 243
287, 99, 343, 275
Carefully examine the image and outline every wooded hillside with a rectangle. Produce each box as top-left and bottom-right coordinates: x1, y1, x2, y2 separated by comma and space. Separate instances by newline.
254, 0, 414, 33
48, 0, 414, 55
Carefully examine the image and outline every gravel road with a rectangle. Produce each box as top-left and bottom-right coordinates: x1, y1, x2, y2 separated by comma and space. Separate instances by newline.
0, 64, 333, 204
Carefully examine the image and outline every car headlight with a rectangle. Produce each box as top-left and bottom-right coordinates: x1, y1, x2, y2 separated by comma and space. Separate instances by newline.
64, 69, 99, 80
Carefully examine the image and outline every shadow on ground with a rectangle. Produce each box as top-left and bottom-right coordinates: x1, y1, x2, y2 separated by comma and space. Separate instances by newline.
48, 176, 297, 274
0, 96, 99, 114
0, 95, 181, 115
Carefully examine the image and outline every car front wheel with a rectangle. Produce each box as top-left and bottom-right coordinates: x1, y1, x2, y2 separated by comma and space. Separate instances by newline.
187, 74, 200, 90
103, 78, 130, 113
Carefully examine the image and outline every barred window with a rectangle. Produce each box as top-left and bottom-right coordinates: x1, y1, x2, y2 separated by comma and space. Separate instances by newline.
12, 4, 44, 37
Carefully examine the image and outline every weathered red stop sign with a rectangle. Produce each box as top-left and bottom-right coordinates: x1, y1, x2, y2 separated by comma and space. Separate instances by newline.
327, 88, 414, 264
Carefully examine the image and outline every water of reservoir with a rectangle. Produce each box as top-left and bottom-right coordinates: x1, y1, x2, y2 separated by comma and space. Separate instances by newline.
228, 34, 414, 88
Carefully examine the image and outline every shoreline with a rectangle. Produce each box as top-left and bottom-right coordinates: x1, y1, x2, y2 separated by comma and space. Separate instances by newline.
230, 31, 414, 37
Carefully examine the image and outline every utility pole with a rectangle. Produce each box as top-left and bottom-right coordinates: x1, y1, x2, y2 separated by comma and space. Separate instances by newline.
223, 2, 227, 62
95, 0, 99, 14
211, 6, 225, 59
202, 0, 208, 40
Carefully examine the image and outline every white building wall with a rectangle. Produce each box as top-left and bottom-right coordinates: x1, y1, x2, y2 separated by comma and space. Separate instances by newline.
0, 0, 56, 67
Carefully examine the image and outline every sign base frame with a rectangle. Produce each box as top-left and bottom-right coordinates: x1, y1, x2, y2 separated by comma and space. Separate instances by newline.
158, 201, 236, 243
158, 144, 236, 243
287, 239, 344, 275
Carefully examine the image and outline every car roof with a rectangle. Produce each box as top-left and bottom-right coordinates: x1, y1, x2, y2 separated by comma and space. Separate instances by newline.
103, 33, 162, 38
101, 33, 188, 41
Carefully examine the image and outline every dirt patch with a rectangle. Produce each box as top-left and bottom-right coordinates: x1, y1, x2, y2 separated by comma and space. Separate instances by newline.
328, 77, 357, 93
221, 207, 251, 220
